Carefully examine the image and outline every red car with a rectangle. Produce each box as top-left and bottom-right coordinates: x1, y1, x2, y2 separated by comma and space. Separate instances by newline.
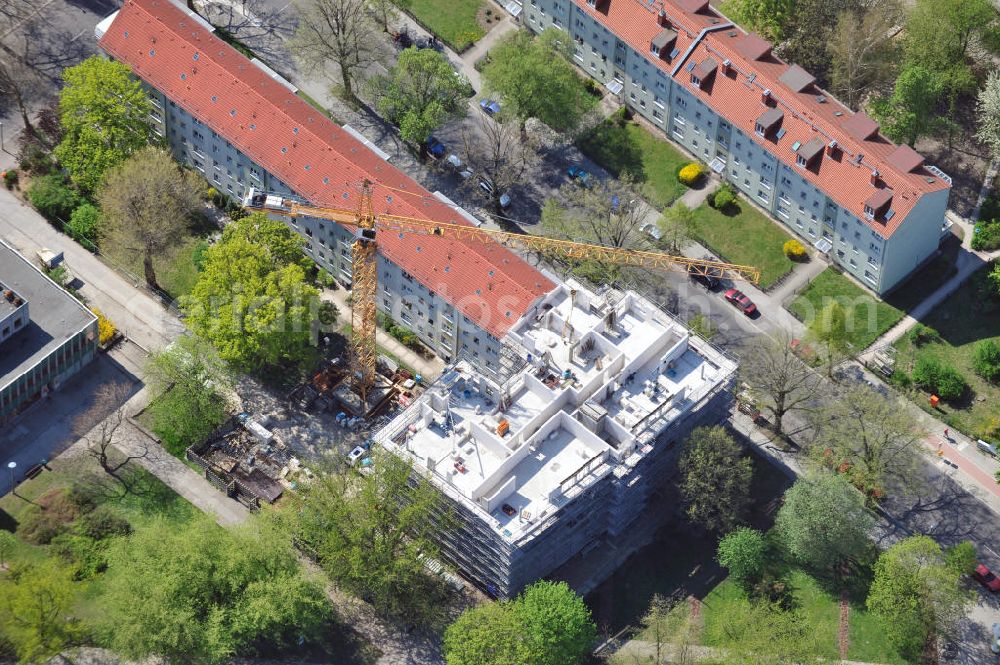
974, 563, 1000, 592
724, 288, 758, 316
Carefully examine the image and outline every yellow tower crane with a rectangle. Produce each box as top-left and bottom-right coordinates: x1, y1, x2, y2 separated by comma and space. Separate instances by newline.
245, 183, 760, 406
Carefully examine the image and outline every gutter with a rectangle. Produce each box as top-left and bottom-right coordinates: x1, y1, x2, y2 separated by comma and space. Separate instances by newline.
670, 22, 734, 78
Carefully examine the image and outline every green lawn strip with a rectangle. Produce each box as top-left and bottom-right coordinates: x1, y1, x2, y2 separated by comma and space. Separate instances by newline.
891, 266, 1000, 440
296, 89, 341, 123
101, 234, 208, 301
847, 601, 908, 665
340, 323, 419, 376
406, 0, 485, 52
689, 200, 796, 288
788, 268, 905, 350
576, 120, 688, 208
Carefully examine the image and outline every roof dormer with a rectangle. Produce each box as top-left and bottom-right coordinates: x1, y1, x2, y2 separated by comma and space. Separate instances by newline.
842, 111, 880, 141
864, 188, 893, 221
690, 57, 717, 88
778, 64, 816, 93
650, 28, 678, 59
735, 33, 772, 61
794, 137, 825, 169
755, 107, 783, 138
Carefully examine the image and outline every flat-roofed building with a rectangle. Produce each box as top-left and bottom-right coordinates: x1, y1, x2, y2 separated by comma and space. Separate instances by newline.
524, 0, 952, 294
0, 241, 99, 426
374, 280, 737, 596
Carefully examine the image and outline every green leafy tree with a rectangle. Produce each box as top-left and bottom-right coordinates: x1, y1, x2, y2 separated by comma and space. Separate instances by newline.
777, 0, 866, 87
183, 213, 321, 373
658, 202, 694, 254
481, 29, 593, 132
678, 426, 753, 535
292, 452, 452, 624
871, 65, 943, 146
98, 146, 204, 290
867, 536, 973, 660
54, 57, 154, 194
828, 2, 902, 110
810, 385, 926, 498
0, 559, 83, 664
945, 540, 978, 576
711, 598, 823, 665
145, 335, 232, 456
443, 581, 596, 665
717, 527, 767, 590
369, 47, 468, 147
67, 203, 101, 246
775, 473, 872, 571
972, 339, 1000, 382
98, 516, 329, 665
977, 72, 1000, 163
912, 356, 967, 401
807, 300, 852, 377
724, 0, 795, 40
26, 175, 80, 223
991, 262, 1000, 296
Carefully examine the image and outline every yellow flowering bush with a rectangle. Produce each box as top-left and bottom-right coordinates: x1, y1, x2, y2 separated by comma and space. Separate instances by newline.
783, 239, 808, 262
91, 307, 117, 346
678, 162, 704, 186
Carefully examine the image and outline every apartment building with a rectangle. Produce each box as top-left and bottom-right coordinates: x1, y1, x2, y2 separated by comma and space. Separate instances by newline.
0, 242, 99, 426
374, 279, 737, 597
96, 0, 555, 373
523, 0, 952, 294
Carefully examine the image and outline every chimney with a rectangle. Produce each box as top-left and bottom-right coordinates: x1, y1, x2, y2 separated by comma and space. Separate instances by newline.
658, 8, 669, 26
870, 169, 880, 186
721, 58, 731, 74
761, 89, 771, 105
826, 139, 838, 157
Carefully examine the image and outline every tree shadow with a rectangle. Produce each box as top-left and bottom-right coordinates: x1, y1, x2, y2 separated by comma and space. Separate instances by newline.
576, 121, 646, 183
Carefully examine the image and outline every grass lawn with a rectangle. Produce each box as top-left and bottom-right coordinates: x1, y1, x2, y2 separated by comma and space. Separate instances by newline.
891, 265, 1000, 442
699, 569, 905, 664
788, 268, 905, 351
103, 235, 209, 302
576, 119, 689, 208
407, 0, 485, 51
689, 199, 796, 289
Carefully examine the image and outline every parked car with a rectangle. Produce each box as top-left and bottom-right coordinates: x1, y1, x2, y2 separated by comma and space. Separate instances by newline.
426, 136, 446, 158
974, 563, 1000, 592
567, 165, 591, 187
724, 288, 757, 315
479, 99, 501, 116
689, 264, 723, 291
446, 154, 473, 179
640, 222, 662, 242
478, 176, 511, 209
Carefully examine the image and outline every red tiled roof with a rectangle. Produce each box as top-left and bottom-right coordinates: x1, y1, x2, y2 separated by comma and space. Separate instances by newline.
572, 0, 950, 238
99, 0, 553, 339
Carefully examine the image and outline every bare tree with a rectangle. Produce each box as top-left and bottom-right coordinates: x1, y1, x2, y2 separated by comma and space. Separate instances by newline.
0, 55, 40, 141
809, 384, 927, 498
545, 175, 649, 250
462, 114, 535, 216
97, 146, 204, 290
740, 331, 823, 436
828, 2, 902, 110
291, 0, 381, 103
72, 382, 147, 492
367, 0, 410, 33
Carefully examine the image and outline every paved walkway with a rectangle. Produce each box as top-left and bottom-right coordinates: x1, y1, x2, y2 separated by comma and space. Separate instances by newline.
614, 639, 887, 664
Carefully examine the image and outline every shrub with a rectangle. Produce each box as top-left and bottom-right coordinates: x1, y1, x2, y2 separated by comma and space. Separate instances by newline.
50, 533, 109, 580
2, 169, 18, 190
67, 203, 101, 246
90, 307, 117, 346
17, 490, 79, 545
78, 505, 132, 540
67, 482, 101, 513
908, 323, 941, 347
912, 356, 967, 401
972, 220, 1000, 252
27, 174, 80, 223
317, 269, 338, 289
717, 527, 767, 589
18, 141, 54, 175
677, 162, 704, 186
945, 540, 978, 576
972, 339, 1000, 382
711, 184, 736, 210
783, 239, 808, 262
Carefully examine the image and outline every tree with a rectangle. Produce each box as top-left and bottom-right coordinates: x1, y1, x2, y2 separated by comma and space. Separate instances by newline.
368, 47, 468, 146
828, 2, 901, 110
717, 527, 767, 590
723, 0, 796, 41
97, 146, 203, 290
481, 29, 593, 132
903, 0, 997, 99
809, 385, 926, 499
26, 174, 79, 223
740, 330, 823, 436
806, 300, 851, 378
182, 214, 322, 373
0, 56, 41, 142
462, 113, 534, 215
870, 65, 943, 146
145, 336, 232, 456
368, 0, 410, 32
292, 452, 452, 624
972, 339, 1000, 382
775, 473, 872, 572
912, 356, 967, 401
67, 203, 101, 246
98, 516, 330, 665
0, 559, 83, 664
443, 580, 596, 665
713, 598, 823, 665
54, 57, 154, 194
291, 0, 380, 103
867, 536, 973, 660
977, 73, 1000, 168
543, 177, 649, 250
613, 595, 698, 665
945, 540, 978, 576
71, 382, 147, 494
777, 0, 865, 87
658, 202, 694, 254
678, 426, 753, 535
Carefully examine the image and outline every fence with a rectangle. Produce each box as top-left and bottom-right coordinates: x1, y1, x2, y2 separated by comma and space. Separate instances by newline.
185, 446, 263, 511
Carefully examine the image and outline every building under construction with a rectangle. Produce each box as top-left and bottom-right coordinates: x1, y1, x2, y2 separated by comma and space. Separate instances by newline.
373, 280, 738, 597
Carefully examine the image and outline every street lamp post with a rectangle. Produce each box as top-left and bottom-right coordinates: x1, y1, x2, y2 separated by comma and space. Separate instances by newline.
7, 461, 16, 496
